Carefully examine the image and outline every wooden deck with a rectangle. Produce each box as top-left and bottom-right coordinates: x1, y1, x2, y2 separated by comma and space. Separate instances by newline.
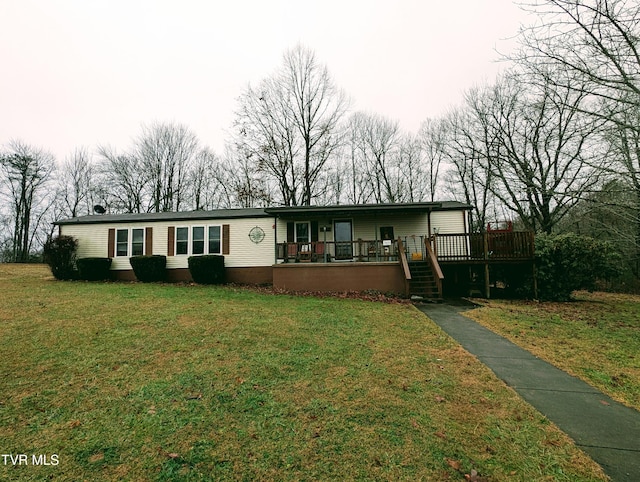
275, 232, 534, 299
276, 232, 535, 264
432, 232, 535, 263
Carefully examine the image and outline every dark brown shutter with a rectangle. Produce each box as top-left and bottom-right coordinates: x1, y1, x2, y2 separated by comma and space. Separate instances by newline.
145, 227, 153, 255
311, 220, 319, 242
286, 222, 294, 242
108, 228, 115, 258
222, 224, 230, 255
167, 226, 175, 256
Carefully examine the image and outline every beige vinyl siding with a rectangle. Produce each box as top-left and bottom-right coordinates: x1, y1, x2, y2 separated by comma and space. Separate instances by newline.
276, 212, 472, 243
276, 219, 290, 244
430, 210, 466, 234
351, 214, 430, 240
61, 217, 276, 270
60, 224, 110, 259
431, 210, 469, 257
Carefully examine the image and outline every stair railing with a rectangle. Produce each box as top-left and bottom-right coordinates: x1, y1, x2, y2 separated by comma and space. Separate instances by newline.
424, 237, 444, 299
397, 237, 412, 297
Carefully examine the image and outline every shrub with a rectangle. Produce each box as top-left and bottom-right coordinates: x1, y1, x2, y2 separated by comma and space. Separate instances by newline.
43, 235, 78, 280
530, 233, 621, 301
76, 257, 112, 281
188, 255, 225, 284
130, 255, 166, 282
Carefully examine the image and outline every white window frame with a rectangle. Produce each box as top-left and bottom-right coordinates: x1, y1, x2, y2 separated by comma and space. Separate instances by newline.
175, 226, 189, 256
294, 221, 311, 244
208, 225, 222, 255
115, 227, 145, 257
174, 225, 223, 256
191, 225, 206, 255
131, 228, 145, 256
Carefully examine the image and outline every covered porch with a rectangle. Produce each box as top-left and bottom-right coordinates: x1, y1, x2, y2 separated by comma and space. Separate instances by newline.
265, 202, 536, 299
266, 202, 470, 264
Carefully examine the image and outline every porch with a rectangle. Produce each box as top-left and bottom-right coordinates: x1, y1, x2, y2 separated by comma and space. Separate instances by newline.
273, 232, 535, 300
275, 231, 535, 264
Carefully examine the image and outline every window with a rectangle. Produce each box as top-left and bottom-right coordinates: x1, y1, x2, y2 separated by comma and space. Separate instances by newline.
176, 227, 189, 255
116, 229, 128, 257
174, 225, 223, 255
380, 226, 395, 241
295, 222, 310, 243
131, 228, 144, 255
115, 228, 145, 257
209, 226, 221, 254
192, 226, 205, 255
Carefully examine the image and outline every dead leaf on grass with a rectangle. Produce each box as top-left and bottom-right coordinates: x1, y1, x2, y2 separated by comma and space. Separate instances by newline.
435, 395, 446, 403
434, 431, 447, 439
68, 419, 81, 428
446, 458, 462, 470
88, 452, 104, 463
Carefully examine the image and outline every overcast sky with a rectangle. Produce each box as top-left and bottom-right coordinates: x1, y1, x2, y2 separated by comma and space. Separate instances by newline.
0, 1, 531, 162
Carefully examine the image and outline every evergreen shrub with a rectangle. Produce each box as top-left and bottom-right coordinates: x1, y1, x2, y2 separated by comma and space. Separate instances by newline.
130, 255, 166, 282
76, 257, 112, 281
43, 235, 78, 280
509, 233, 621, 301
188, 255, 225, 284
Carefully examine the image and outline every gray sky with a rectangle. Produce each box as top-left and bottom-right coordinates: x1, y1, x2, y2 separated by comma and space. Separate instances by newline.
0, 0, 530, 162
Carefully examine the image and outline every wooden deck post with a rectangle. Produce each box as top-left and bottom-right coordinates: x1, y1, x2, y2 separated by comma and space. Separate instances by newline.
483, 231, 490, 299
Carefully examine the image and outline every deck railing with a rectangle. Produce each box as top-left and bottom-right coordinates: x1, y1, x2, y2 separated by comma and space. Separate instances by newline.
432, 232, 534, 261
276, 239, 399, 263
276, 232, 534, 263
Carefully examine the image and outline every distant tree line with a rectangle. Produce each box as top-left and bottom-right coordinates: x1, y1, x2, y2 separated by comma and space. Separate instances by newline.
1, 1, 638, 288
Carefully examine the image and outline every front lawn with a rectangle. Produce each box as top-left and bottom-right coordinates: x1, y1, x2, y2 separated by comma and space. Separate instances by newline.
466, 291, 640, 410
0, 264, 606, 481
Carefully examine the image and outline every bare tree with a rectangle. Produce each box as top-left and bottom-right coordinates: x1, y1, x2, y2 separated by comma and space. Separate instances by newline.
0, 140, 55, 261
233, 45, 348, 206
96, 145, 148, 213
516, 0, 640, 127
397, 133, 428, 203
417, 119, 447, 202
215, 146, 274, 209
348, 112, 403, 203
57, 147, 95, 218
188, 147, 220, 210
441, 106, 496, 231
234, 79, 301, 206
513, 0, 640, 283
339, 113, 375, 204
134, 121, 199, 212
470, 74, 605, 234
283, 46, 348, 205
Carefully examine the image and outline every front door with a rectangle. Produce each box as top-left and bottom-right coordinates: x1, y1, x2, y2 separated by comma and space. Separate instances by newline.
334, 220, 353, 260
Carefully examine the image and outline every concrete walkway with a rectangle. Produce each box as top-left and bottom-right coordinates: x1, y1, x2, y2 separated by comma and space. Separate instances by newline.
416, 301, 640, 482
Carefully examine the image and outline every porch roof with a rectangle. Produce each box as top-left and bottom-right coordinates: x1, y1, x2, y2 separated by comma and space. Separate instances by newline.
264, 201, 471, 219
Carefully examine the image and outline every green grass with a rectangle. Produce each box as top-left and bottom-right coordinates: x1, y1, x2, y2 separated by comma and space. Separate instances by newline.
0, 264, 607, 481
466, 291, 640, 410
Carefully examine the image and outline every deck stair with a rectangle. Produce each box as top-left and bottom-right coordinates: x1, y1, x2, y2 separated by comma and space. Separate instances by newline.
408, 261, 442, 301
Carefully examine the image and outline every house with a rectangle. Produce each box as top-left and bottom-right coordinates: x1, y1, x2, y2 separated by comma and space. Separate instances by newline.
54, 201, 534, 298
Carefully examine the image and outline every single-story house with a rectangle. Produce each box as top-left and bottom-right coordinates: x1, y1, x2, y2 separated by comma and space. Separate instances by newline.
55, 201, 533, 298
